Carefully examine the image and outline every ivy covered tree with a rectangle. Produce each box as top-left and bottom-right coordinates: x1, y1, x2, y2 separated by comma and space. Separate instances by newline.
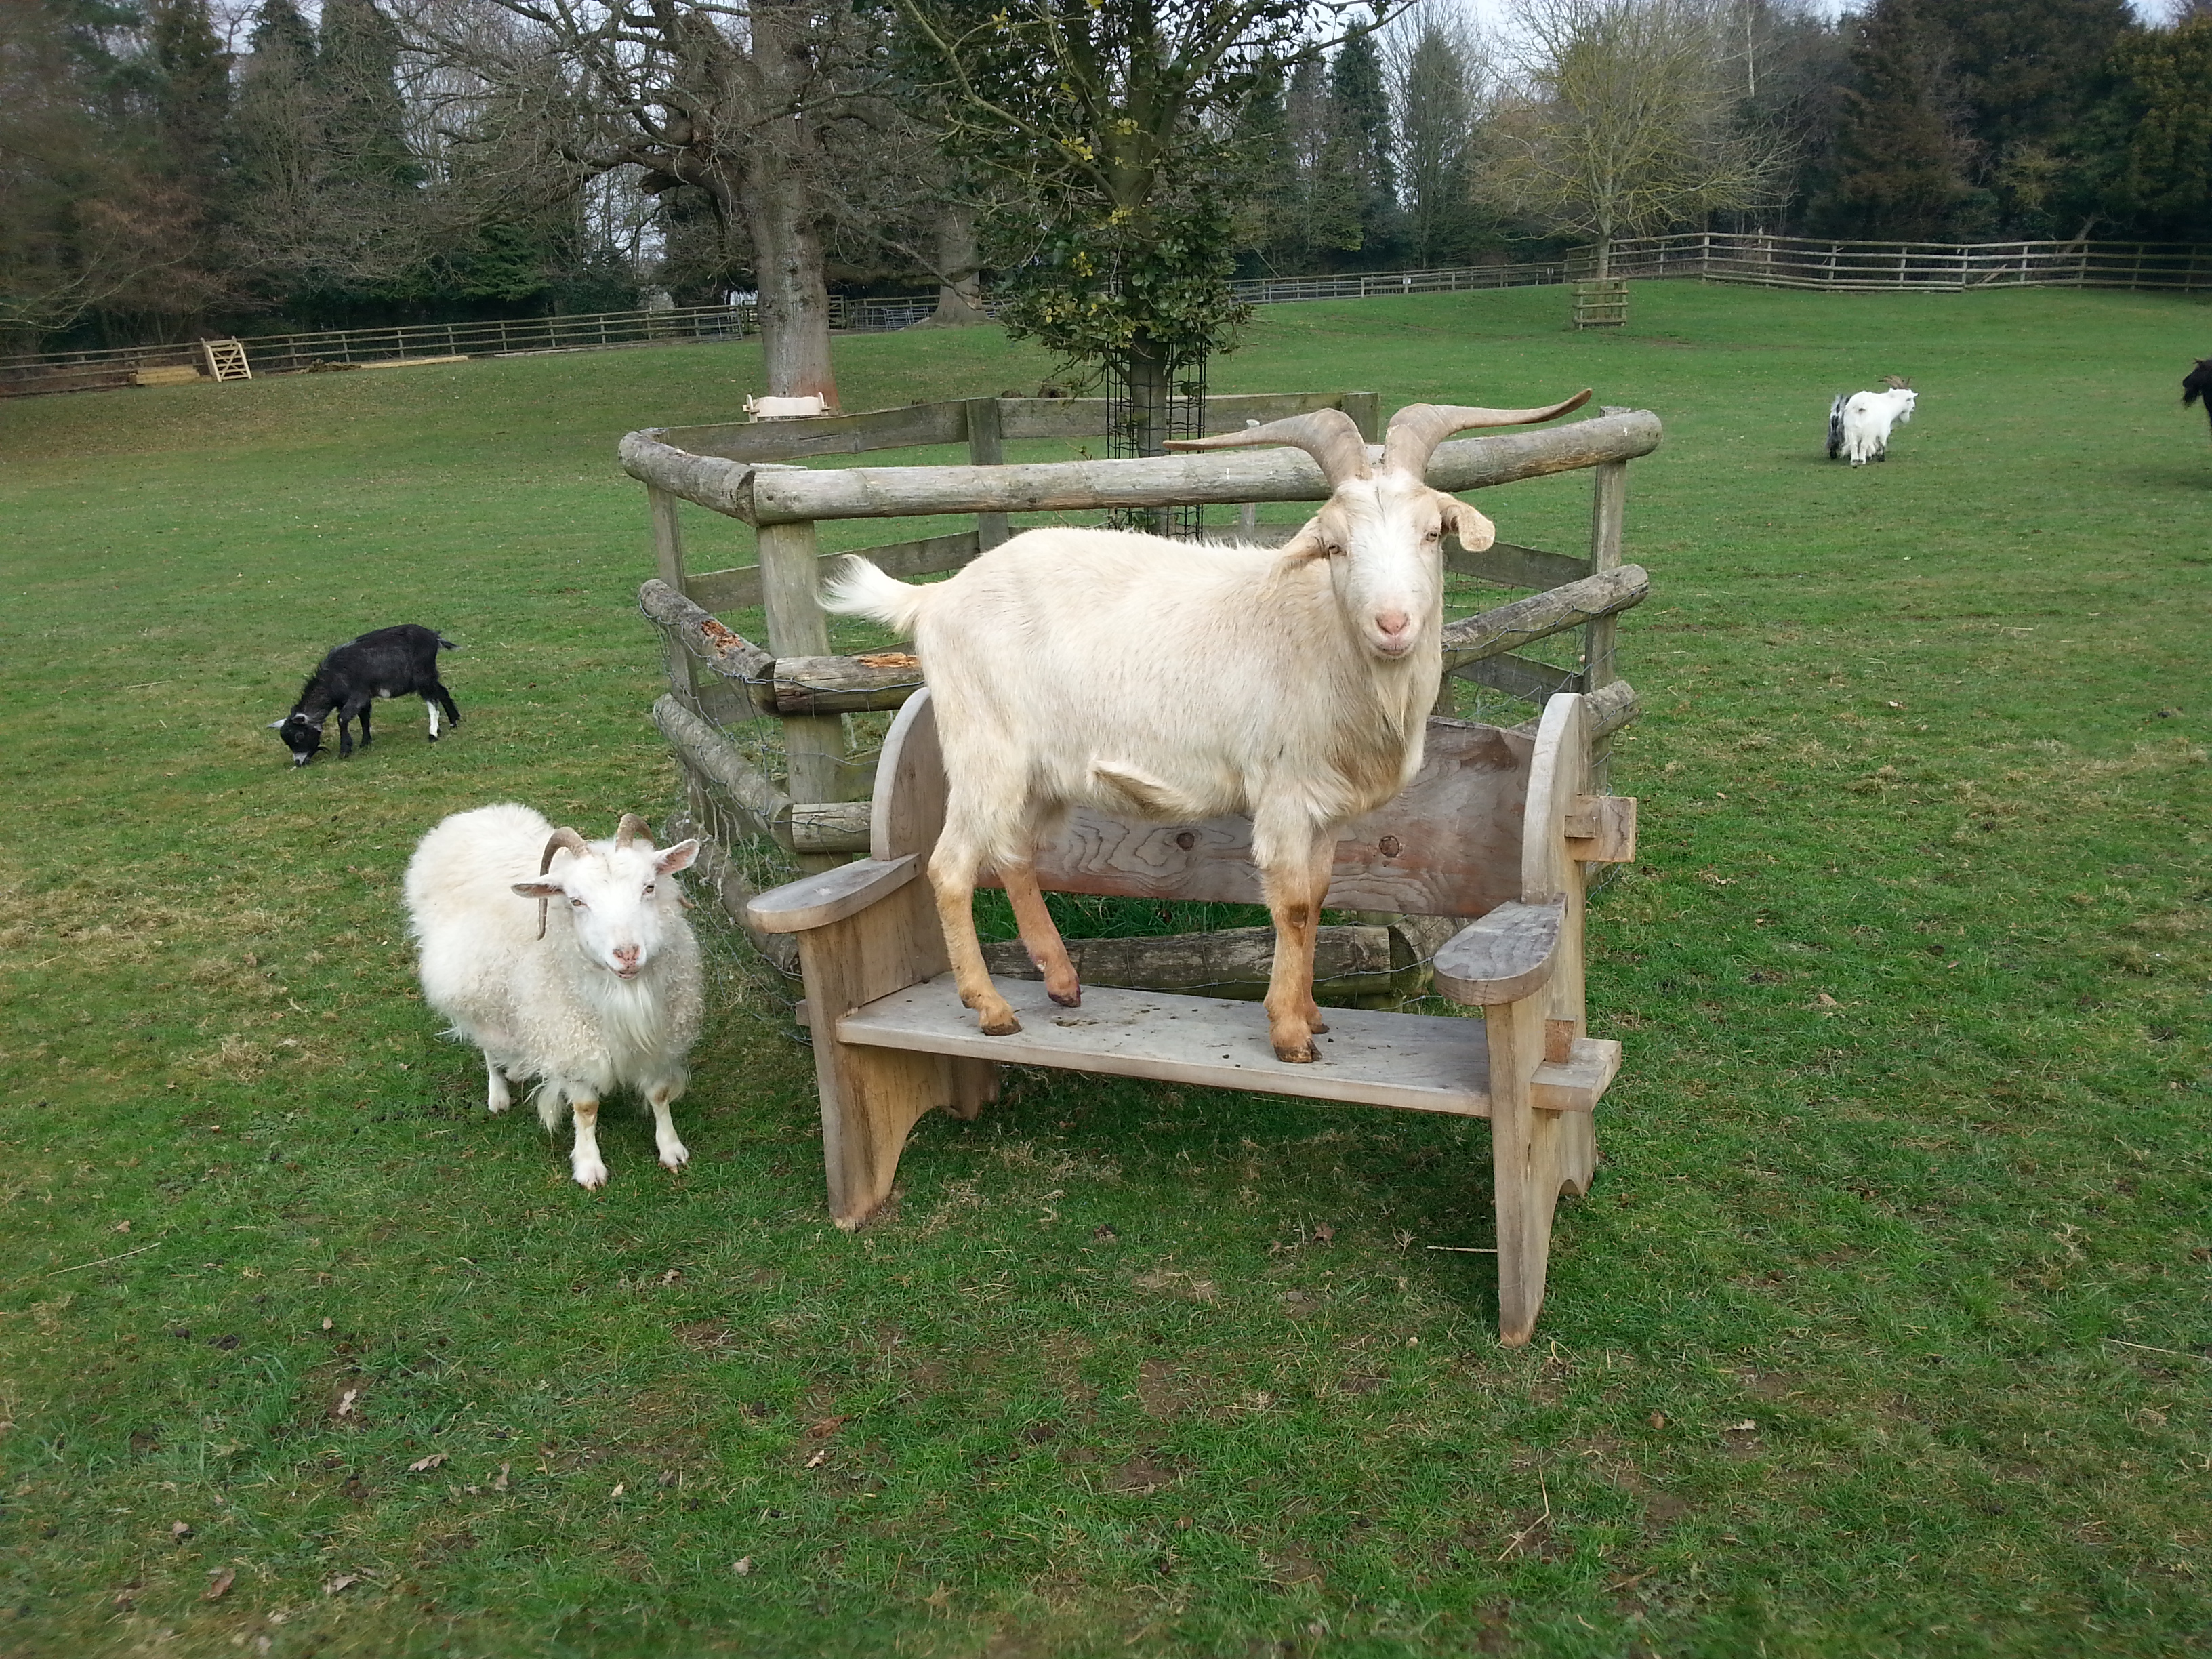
903, 0, 1378, 468
2109, 16, 2212, 243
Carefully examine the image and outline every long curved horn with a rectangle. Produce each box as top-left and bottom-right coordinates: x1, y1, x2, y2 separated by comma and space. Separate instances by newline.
1163, 408, 1372, 488
615, 813, 653, 848
1381, 390, 1595, 477
534, 826, 591, 939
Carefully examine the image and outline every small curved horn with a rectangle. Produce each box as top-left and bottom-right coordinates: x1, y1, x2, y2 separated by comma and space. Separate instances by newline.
615, 813, 653, 848
1163, 409, 1372, 488
1381, 390, 1595, 477
534, 826, 590, 939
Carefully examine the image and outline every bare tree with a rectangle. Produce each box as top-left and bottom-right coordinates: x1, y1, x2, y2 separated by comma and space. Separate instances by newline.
405, 0, 905, 404
1477, 0, 1788, 274
1385, 1, 1488, 266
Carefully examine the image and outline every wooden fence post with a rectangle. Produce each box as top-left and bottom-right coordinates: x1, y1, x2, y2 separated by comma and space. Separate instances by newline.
966, 397, 1010, 551
1585, 460, 1627, 790
758, 518, 855, 868
1342, 392, 1382, 445
647, 485, 697, 705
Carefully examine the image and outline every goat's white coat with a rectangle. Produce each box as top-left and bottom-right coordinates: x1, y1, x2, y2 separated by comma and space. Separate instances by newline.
403, 803, 703, 1189
1837, 388, 1917, 465
824, 462, 1493, 1061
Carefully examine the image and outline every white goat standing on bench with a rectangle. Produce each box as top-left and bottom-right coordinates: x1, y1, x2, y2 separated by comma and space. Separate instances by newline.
823, 390, 1591, 1063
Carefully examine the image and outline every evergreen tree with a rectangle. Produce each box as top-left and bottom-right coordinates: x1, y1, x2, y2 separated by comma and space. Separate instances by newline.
1820, 0, 1969, 239
1395, 22, 1479, 266
1328, 18, 1400, 261
316, 0, 418, 192
149, 0, 228, 194
1285, 53, 1364, 262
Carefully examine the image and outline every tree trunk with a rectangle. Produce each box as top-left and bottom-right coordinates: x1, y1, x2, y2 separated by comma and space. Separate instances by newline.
1117, 330, 1173, 535
928, 205, 988, 326
738, 157, 840, 405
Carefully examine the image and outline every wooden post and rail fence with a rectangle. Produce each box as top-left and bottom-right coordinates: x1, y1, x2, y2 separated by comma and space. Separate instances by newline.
621, 392, 1660, 1002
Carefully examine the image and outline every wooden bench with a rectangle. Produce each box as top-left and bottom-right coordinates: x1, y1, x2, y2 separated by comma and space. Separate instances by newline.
747, 687, 1637, 1344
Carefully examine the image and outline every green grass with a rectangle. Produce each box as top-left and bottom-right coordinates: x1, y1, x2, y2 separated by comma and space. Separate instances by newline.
1, 281, 2207, 1658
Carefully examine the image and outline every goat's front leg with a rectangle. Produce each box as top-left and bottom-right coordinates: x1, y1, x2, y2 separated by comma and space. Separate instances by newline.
645, 1077, 689, 1171
1001, 863, 1078, 1007
930, 836, 1021, 1036
1259, 834, 1335, 1063
567, 1094, 608, 1189
484, 1054, 510, 1114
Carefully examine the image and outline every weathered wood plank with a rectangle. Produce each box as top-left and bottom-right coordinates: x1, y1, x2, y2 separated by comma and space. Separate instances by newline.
841, 976, 1496, 1115
652, 694, 790, 839
638, 579, 774, 687
748, 855, 920, 933
1431, 898, 1565, 1005
729, 411, 1661, 524
646, 403, 968, 462
1452, 651, 1581, 703
618, 431, 754, 517
790, 800, 874, 853
1448, 539, 1591, 590
980, 922, 1408, 1004
1564, 794, 1638, 863
773, 651, 925, 715
996, 717, 1533, 920
966, 396, 1010, 552
1439, 564, 1648, 670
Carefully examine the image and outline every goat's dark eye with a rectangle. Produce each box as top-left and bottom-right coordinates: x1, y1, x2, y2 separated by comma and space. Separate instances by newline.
644, 884, 656, 897
1326, 544, 1345, 558
570, 898, 587, 909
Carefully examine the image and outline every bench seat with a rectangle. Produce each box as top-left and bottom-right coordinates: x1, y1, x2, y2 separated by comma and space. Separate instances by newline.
836, 975, 1620, 1118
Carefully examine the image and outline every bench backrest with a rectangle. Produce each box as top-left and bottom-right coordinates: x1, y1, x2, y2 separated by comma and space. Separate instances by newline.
870, 690, 1540, 920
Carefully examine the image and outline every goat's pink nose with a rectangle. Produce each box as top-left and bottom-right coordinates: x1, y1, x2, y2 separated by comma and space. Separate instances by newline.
1376, 610, 1411, 639
614, 945, 640, 968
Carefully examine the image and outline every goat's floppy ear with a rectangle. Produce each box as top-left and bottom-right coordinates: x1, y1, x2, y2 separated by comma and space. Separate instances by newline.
512, 880, 564, 900
1439, 495, 1496, 554
654, 839, 701, 876
1273, 519, 1332, 562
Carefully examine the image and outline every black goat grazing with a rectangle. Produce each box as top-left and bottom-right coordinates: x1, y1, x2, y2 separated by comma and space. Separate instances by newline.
272, 625, 460, 766
2185, 357, 2212, 435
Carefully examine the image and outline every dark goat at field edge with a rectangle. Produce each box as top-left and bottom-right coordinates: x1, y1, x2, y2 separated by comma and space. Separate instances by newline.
272, 624, 461, 766
2186, 358, 2212, 434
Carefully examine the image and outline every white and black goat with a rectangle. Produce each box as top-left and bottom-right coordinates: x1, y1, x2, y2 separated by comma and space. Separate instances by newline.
1828, 377, 1917, 466
2183, 357, 2212, 436
404, 806, 703, 1189
272, 624, 460, 766
824, 389, 1590, 1063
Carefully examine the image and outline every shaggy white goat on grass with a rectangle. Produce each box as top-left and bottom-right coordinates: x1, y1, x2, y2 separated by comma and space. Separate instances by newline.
823, 390, 1589, 1063
404, 804, 703, 1189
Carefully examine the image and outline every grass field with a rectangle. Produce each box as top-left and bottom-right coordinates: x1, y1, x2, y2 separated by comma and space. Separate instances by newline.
1, 281, 2207, 1658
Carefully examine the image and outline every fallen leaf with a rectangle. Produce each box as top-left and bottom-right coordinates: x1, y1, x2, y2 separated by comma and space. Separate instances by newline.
609, 1482, 626, 1500
321, 1317, 333, 1331
323, 1574, 361, 1595
804, 1450, 829, 1469
407, 1453, 447, 1474
732, 1557, 754, 1576
333, 1388, 359, 1417
171, 1521, 193, 1540
491, 1463, 510, 1492
1725, 1419, 1757, 1433
203, 1568, 235, 1601
114, 1221, 131, 1233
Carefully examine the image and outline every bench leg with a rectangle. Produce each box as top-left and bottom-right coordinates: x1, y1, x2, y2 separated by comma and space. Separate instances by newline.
1486, 994, 1586, 1345
796, 880, 993, 1228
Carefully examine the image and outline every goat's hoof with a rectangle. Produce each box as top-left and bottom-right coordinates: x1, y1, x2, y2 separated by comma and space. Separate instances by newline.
572, 1161, 609, 1191
981, 1015, 1023, 1036
1307, 1019, 1330, 1035
1048, 985, 1082, 1008
1273, 1042, 1319, 1064
659, 1143, 691, 1172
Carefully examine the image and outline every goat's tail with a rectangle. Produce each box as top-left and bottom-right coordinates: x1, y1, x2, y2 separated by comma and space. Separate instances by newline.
821, 557, 930, 636
1826, 394, 1846, 460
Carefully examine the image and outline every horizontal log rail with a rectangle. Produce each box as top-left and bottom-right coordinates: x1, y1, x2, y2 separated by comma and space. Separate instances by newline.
1439, 563, 1649, 672
620, 409, 1661, 526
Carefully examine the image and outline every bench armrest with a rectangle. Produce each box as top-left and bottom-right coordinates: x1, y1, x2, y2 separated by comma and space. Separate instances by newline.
746, 854, 919, 934
1431, 897, 1565, 1006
